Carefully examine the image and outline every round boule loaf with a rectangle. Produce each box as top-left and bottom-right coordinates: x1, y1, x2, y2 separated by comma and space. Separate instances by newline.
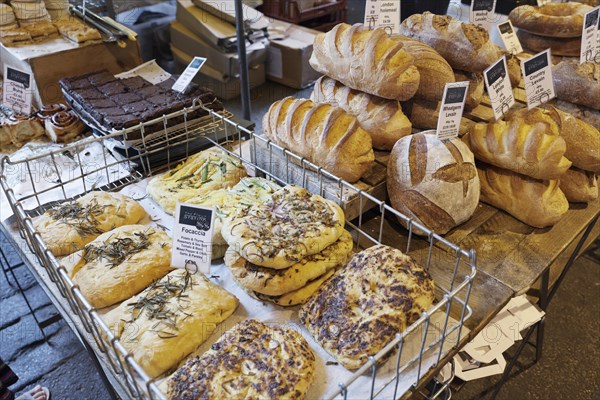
387, 132, 480, 235
509, 3, 593, 38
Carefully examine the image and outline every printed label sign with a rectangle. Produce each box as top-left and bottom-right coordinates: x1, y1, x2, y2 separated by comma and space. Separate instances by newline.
497, 21, 523, 54
521, 49, 555, 109
437, 81, 470, 140
172, 57, 207, 93
171, 203, 215, 274
364, 0, 401, 35
484, 56, 515, 120
581, 7, 599, 64
470, 0, 497, 30
2, 66, 32, 115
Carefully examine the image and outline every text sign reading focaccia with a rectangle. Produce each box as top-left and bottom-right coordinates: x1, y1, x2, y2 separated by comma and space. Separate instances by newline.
581, 7, 599, 64
521, 49, 555, 109
470, 0, 497, 30
172, 56, 207, 93
364, 0, 401, 35
172, 203, 215, 273
484, 56, 515, 121
497, 20, 523, 54
437, 81, 470, 140
2, 66, 32, 115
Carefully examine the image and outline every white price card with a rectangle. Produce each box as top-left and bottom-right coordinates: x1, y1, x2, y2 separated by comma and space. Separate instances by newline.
521, 49, 555, 109
484, 56, 515, 121
470, 0, 497, 30
172, 56, 207, 93
437, 81, 470, 140
364, 0, 401, 35
581, 7, 599, 64
497, 20, 523, 55
2, 66, 32, 115
596, 15, 600, 61
171, 203, 215, 274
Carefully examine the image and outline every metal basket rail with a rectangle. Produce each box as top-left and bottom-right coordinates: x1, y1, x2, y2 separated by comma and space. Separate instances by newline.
0, 105, 477, 400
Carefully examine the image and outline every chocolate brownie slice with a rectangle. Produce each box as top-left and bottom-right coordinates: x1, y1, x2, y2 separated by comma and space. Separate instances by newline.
88, 71, 115, 87
103, 114, 141, 130
113, 92, 142, 105
87, 98, 118, 109
70, 88, 105, 103
123, 101, 154, 115
98, 81, 127, 96
156, 77, 177, 92
121, 76, 148, 91
138, 85, 163, 98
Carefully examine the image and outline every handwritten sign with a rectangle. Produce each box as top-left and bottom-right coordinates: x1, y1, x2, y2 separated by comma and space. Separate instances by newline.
171, 203, 215, 273
437, 81, 470, 140
2, 66, 32, 115
484, 56, 515, 120
521, 50, 555, 109
364, 0, 401, 35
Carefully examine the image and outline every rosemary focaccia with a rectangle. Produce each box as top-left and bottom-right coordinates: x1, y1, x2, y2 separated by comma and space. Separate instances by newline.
186, 177, 281, 259
102, 269, 238, 378
61, 225, 173, 308
251, 269, 336, 307
225, 230, 353, 296
221, 186, 346, 269
299, 245, 435, 370
146, 148, 247, 215
167, 319, 315, 399
33, 191, 147, 256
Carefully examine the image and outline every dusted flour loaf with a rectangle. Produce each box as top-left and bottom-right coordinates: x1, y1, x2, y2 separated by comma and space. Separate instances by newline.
167, 319, 315, 399
62, 225, 173, 308
222, 186, 345, 269
553, 60, 599, 110
300, 245, 435, 370
103, 270, 238, 378
387, 133, 480, 235
147, 147, 247, 215
33, 191, 147, 256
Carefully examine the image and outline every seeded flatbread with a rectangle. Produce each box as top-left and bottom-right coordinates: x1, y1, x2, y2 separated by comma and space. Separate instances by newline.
167, 319, 315, 399
147, 147, 247, 215
102, 269, 238, 378
299, 245, 435, 370
225, 230, 353, 296
33, 191, 147, 256
251, 269, 336, 307
222, 186, 345, 269
61, 225, 173, 308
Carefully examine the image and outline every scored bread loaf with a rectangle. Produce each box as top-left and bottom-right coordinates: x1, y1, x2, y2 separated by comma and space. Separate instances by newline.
398, 12, 503, 73
516, 30, 581, 57
454, 70, 484, 111
466, 108, 572, 179
390, 35, 455, 102
477, 163, 568, 228
310, 23, 420, 101
504, 52, 522, 88
310, 76, 412, 150
551, 100, 600, 131
553, 60, 599, 110
402, 99, 476, 136
559, 167, 598, 203
387, 132, 480, 235
262, 97, 375, 183
509, 3, 593, 38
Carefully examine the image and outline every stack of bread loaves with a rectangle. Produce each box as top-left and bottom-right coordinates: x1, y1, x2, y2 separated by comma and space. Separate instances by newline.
10, 0, 51, 26
0, 3, 17, 29
509, 2, 593, 57
44, 0, 68, 21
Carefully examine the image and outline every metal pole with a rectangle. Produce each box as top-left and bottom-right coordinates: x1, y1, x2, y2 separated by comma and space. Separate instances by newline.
235, 0, 252, 121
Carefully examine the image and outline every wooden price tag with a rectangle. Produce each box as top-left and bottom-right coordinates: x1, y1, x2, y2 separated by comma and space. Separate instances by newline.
364, 0, 401, 35
581, 7, 599, 64
171, 203, 215, 274
437, 81, 470, 140
521, 49, 555, 109
484, 56, 515, 121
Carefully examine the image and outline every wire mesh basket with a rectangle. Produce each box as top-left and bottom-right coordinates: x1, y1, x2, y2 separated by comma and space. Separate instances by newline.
0, 105, 476, 400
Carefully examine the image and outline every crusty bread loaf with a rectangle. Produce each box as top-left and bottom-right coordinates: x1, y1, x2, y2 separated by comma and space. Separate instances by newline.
509, 3, 593, 38
398, 12, 503, 73
551, 100, 600, 130
262, 97, 375, 182
454, 70, 484, 111
466, 108, 572, 179
390, 35, 455, 102
553, 60, 600, 110
559, 167, 598, 203
311, 76, 412, 150
517, 30, 581, 57
387, 132, 480, 235
402, 99, 477, 136
310, 23, 420, 101
477, 163, 568, 228
504, 52, 522, 88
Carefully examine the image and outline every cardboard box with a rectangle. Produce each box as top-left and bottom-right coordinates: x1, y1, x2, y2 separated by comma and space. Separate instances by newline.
0, 39, 142, 107
266, 20, 321, 89
170, 21, 268, 80
176, 0, 239, 51
172, 46, 265, 101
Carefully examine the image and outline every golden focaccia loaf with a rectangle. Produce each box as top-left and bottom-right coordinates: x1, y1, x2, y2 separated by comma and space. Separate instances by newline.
222, 186, 345, 269
310, 23, 420, 101
250, 269, 336, 307
103, 269, 238, 378
147, 147, 247, 215
34, 191, 147, 256
300, 245, 435, 370
61, 225, 173, 308
167, 319, 315, 399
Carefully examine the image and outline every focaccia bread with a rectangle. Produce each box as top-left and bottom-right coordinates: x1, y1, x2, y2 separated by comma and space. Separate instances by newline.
167, 319, 315, 399
222, 186, 345, 269
147, 147, 247, 215
310, 23, 420, 101
103, 270, 238, 378
61, 225, 173, 308
300, 245, 435, 370
509, 3, 593, 38
552, 60, 599, 110
559, 167, 598, 203
251, 269, 336, 307
310, 76, 412, 150
34, 191, 147, 256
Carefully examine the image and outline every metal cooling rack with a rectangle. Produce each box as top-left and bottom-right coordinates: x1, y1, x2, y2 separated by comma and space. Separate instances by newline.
1, 105, 476, 400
